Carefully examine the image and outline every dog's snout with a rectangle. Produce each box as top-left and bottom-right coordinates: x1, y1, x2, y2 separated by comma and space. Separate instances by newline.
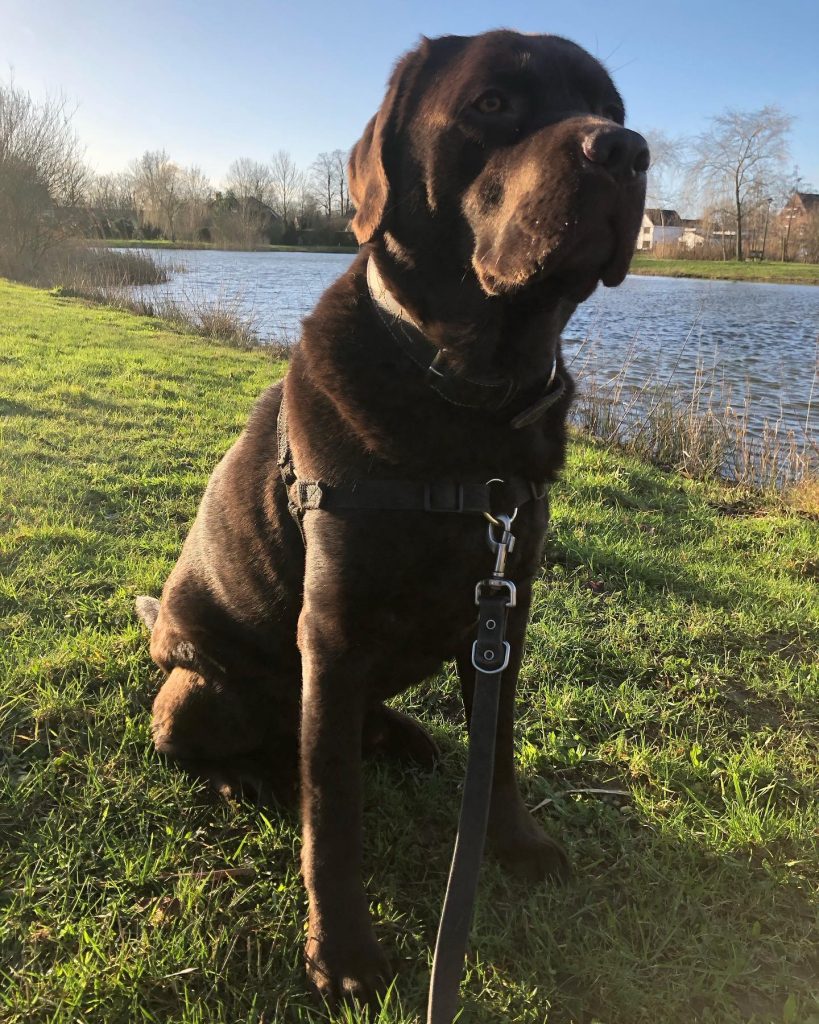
581, 126, 650, 180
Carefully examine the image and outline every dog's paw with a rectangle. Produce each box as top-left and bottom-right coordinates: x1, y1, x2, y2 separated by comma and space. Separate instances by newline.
178, 754, 298, 811
363, 705, 439, 773
305, 933, 392, 1010
492, 825, 571, 883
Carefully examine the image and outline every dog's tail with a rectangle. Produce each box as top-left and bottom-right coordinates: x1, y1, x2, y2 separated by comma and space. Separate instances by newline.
135, 595, 161, 632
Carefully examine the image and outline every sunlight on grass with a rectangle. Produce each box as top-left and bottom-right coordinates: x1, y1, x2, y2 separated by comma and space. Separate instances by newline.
1, 279, 818, 1023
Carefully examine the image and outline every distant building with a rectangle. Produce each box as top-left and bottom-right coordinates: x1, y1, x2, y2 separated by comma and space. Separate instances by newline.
779, 192, 819, 258
680, 217, 705, 249
780, 191, 819, 227
637, 209, 683, 251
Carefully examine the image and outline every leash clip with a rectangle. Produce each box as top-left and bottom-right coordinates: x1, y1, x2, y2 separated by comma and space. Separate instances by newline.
486, 513, 516, 579
484, 478, 519, 528
474, 577, 516, 608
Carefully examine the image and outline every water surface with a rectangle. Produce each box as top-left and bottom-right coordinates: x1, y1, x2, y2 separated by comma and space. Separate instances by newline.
129, 249, 819, 443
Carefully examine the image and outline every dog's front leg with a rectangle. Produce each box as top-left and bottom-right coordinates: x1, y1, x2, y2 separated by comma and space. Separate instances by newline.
298, 605, 392, 1008
457, 579, 570, 882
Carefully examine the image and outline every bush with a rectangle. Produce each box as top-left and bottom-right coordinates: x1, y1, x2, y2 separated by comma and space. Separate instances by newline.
0, 77, 88, 279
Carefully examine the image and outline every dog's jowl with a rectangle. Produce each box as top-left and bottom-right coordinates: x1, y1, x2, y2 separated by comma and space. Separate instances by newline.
137, 30, 647, 1007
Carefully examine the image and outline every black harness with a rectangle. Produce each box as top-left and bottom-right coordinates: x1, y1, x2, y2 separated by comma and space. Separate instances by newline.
277, 257, 566, 532
279, 259, 563, 1024
277, 391, 545, 532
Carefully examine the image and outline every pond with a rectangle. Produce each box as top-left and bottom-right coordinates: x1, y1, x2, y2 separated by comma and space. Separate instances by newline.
128, 249, 818, 447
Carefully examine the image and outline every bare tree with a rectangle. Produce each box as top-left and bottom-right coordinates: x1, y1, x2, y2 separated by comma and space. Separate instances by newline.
129, 149, 185, 240
309, 151, 336, 217
308, 149, 352, 220
332, 148, 350, 217
87, 171, 133, 211
296, 182, 320, 229
0, 75, 88, 274
642, 128, 685, 211
224, 157, 273, 204
800, 206, 819, 263
86, 170, 138, 237
269, 149, 301, 227
220, 157, 278, 244
688, 106, 792, 260
178, 165, 212, 240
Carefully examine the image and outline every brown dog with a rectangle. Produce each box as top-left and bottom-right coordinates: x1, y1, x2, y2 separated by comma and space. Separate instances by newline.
137, 30, 647, 1006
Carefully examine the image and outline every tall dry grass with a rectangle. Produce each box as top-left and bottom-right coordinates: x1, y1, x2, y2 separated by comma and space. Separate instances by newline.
570, 333, 818, 493
48, 246, 293, 357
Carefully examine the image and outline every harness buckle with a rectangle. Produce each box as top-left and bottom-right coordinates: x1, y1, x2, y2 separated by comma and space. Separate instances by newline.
291, 480, 326, 510
423, 481, 465, 512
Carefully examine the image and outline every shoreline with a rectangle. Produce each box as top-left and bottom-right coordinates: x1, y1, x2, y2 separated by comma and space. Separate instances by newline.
90, 241, 819, 285
91, 239, 359, 255
3, 274, 815, 497
629, 255, 819, 286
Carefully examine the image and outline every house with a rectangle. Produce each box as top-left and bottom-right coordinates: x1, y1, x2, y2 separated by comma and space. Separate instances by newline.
680, 217, 704, 249
636, 209, 683, 251
779, 192, 819, 258
780, 191, 819, 229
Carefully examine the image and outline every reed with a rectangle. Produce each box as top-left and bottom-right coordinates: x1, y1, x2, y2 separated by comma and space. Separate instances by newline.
51, 249, 294, 358
570, 335, 818, 493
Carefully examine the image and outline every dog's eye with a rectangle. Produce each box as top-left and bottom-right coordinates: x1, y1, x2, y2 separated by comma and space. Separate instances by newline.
473, 91, 507, 115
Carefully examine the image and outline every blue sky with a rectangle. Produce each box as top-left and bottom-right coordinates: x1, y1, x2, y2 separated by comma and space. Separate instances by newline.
3, 0, 818, 199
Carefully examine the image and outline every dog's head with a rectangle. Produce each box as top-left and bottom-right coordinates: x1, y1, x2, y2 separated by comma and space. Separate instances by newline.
349, 31, 648, 306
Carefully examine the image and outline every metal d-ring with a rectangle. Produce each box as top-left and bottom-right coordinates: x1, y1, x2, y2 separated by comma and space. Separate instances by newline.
484, 478, 519, 527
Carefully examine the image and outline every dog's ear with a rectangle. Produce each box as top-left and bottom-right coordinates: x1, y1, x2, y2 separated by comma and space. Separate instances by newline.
348, 41, 430, 244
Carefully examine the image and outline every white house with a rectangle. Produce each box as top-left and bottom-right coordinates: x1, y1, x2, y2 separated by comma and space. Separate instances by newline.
680, 218, 705, 249
637, 209, 683, 251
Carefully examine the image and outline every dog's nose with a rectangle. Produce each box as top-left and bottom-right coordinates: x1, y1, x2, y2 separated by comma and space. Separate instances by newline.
581, 126, 650, 180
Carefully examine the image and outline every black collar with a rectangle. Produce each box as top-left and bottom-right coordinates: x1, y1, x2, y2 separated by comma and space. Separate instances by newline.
366, 257, 566, 429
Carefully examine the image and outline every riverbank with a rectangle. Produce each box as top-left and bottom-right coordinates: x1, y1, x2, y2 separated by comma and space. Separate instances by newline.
96, 238, 359, 255
630, 254, 819, 285
2, 279, 818, 1023
91, 241, 819, 284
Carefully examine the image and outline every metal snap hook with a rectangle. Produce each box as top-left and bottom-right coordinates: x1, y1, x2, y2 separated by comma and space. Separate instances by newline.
484, 478, 518, 526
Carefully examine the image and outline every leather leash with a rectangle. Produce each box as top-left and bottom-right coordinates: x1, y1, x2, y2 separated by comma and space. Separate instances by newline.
426, 513, 517, 1024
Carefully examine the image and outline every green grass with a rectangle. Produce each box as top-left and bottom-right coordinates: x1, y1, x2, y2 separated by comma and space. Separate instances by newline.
1, 278, 818, 1024
630, 255, 819, 285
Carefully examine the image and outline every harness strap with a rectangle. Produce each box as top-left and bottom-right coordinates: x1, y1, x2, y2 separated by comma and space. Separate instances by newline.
277, 395, 545, 532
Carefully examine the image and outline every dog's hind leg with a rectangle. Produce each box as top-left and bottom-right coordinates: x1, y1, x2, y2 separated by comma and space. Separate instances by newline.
362, 703, 439, 771
151, 666, 299, 807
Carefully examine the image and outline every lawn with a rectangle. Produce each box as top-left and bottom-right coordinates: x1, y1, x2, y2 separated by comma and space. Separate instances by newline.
629, 255, 819, 286
1, 279, 817, 1024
